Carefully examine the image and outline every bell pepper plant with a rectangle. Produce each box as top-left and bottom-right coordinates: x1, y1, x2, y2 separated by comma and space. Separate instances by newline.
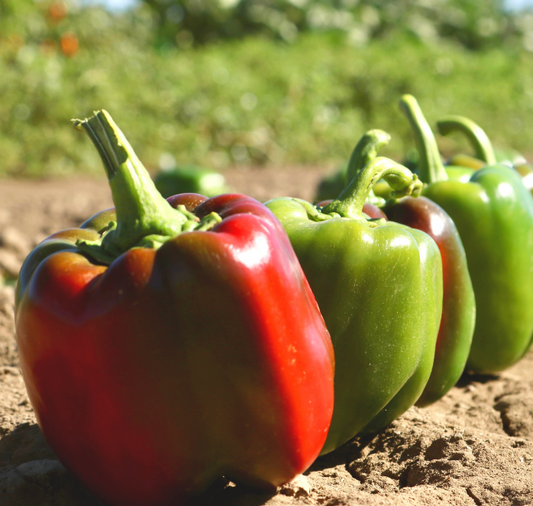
266, 156, 443, 454
15, 111, 335, 506
400, 94, 533, 374
343, 129, 475, 407
436, 115, 533, 194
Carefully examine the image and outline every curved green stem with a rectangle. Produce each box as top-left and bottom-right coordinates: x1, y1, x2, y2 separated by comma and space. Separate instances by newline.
345, 129, 392, 184
73, 110, 201, 260
399, 95, 448, 184
345, 129, 391, 206
323, 157, 423, 219
436, 115, 497, 165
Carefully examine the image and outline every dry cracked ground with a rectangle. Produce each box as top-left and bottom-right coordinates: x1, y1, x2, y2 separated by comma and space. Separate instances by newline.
1, 168, 532, 506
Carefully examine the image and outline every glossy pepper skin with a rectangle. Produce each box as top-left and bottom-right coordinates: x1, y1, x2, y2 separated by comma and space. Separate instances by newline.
344, 130, 475, 406
401, 95, 533, 374
266, 157, 443, 454
383, 197, 474, 405
15, 111, 335, 506
437, 115, 533, 195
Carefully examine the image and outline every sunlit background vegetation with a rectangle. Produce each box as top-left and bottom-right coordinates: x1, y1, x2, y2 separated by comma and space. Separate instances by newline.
2, 0, 533, 176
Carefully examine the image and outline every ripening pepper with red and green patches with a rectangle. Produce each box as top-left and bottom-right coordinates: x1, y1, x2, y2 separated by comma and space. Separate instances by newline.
15, 111, 335, 506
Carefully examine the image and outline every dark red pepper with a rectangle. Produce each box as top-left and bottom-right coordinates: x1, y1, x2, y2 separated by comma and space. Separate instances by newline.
383, 196, 475, 405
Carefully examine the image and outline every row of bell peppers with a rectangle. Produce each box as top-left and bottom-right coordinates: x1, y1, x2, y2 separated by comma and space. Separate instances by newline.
14, 98, 533, 506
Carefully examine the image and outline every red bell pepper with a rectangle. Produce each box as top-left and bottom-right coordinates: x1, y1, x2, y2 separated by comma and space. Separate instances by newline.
15, 111, 335, 506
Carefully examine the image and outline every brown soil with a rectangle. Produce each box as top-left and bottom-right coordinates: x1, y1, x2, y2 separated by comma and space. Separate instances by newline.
1, 168, 533, 506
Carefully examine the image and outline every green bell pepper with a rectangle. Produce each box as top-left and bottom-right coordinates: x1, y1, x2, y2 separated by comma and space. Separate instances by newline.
154, 165, 230, 199
400, 94, 533, 374
344, 129, 475, 406
266, 157, 443, 454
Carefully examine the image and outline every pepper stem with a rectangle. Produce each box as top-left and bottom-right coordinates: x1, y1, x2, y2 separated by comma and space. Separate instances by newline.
436, 115, 497, 165
323, 157, 423, 219
73, 110, 199, 259
399, 95, 448, 184
345, 129, 392, 206
345, 129, 392, 184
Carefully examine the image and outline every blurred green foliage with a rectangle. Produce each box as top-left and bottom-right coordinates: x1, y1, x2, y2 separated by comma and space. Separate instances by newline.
1, 0, 533, 177
143, 0, 523, 51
